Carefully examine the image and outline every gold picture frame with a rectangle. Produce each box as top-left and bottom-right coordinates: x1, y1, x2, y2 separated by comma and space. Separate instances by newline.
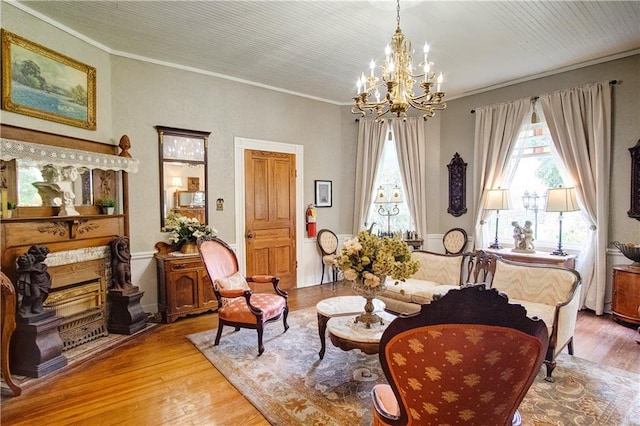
1, 29, 96, 130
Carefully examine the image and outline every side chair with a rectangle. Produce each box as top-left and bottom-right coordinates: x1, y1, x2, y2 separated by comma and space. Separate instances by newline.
197, 236, 289, 356
372, 285, 548, 426
317, 229, 339, 285
443, 227, 468, 254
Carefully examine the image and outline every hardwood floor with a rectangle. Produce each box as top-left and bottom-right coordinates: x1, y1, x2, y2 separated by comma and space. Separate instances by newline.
2, 283, 639, 425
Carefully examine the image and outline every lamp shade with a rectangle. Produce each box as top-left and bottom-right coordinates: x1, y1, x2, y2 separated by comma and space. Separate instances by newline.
374, 186, 387, 204
171, 176, 183, 188
390, 185, 404, 203
484, 188, 512, 211
545, 187, 579, 212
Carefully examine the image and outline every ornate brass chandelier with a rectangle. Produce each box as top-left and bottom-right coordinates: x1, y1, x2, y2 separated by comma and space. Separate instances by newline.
352, 0, 446, 121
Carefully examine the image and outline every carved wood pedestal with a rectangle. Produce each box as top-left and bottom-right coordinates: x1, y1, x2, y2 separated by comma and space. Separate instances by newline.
10, 311, 67, 377
107, 290, 146, 335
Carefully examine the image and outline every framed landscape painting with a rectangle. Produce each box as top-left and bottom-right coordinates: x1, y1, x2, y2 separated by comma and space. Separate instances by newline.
1, 29, 96, 130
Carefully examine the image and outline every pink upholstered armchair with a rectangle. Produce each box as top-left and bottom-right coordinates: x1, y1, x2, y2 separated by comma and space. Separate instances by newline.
197, 236, 289, 355
372, 285, 548, 425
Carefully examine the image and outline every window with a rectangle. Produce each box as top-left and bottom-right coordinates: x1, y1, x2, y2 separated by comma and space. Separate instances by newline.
489, 118, 588, 250
366, 129, 413, 237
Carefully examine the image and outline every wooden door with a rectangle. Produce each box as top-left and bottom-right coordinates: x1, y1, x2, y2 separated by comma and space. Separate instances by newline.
244, 150, 297, 289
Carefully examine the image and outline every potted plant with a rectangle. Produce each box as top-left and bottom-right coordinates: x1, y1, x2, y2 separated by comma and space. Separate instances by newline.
97, 198, 116, 214
6, 201, 17, 218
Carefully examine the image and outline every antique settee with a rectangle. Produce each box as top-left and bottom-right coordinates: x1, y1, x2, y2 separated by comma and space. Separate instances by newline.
379, 250, 582, 381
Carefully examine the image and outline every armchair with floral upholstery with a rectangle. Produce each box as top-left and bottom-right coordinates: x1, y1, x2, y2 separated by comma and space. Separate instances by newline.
372, 285, 548, 425
197, 236, 289, 356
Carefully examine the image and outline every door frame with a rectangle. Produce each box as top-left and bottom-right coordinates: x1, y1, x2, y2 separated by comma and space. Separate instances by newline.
234, 137, 304, 285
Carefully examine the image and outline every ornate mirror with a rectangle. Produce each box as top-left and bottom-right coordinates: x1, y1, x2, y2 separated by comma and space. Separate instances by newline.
156, 126, 210, 228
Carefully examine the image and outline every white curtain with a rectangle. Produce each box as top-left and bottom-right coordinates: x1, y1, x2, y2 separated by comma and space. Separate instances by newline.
352, 119, 387, 234
539, 81, 612, 314
472, 98, 530, 249
391, 118, 429, 239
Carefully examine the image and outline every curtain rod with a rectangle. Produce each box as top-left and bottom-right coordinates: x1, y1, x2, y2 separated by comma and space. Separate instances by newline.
470, 80, 618, 114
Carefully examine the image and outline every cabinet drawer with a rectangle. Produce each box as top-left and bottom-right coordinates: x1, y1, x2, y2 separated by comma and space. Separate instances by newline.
168, 259, 203, 272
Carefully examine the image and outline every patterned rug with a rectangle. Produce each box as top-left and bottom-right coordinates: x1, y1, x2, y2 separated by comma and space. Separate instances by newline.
188, 308, 640, 426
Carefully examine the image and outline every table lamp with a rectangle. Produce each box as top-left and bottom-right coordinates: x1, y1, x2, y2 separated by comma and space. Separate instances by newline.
485, 188, 512, 249
545, 186, 579, 256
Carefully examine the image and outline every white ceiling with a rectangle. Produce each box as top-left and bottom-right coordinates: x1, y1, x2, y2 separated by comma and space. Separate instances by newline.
11, 0, 640, 104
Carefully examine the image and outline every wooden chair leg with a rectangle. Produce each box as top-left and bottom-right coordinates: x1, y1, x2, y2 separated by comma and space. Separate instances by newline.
544, 359, 556, 382
257, 323, 265, 356
214, 324, 224, 346
567, 337, 574, 355
282, 308, 289, 332
320, 263, 326, 284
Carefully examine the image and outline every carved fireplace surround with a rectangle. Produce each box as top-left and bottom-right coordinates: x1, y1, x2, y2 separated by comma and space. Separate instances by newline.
0, 125, 138, 351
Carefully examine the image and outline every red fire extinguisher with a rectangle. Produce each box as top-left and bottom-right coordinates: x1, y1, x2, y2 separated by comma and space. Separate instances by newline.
306, 204, 317, 238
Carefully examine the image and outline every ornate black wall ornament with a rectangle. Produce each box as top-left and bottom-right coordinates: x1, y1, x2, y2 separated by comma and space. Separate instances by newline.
447, 153, 467, 217
628, 139, 640, 221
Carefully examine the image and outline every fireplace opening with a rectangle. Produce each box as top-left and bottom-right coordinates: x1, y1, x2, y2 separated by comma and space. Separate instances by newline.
43, 248, 110, 351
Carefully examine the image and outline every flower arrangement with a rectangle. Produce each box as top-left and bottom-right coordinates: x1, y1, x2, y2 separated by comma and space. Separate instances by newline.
163, 213, 217, 247
336, 231, 419, 288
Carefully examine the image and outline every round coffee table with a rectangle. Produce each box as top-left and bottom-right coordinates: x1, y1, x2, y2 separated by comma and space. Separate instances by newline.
316, 295, 387, 359
326, 310, 396, 355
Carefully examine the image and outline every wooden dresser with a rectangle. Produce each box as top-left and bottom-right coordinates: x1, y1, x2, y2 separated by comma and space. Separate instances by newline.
612, 265, 640, 325
155, 244, 217, 323
484, 248, 576, 269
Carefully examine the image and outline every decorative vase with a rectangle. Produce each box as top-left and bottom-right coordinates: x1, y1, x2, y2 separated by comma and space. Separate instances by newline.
351, 275, 387, 328
180, 242, 198, 254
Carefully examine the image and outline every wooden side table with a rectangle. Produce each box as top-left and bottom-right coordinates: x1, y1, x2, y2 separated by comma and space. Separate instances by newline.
484, 248, 576, 269
404, 239, 424, 251
612, 265, 640, 325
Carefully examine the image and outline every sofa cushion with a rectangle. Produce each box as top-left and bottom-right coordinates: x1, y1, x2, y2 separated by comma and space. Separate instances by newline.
411, 251, 463, 284
383, 278, 460, 305
509, 299, 554, 334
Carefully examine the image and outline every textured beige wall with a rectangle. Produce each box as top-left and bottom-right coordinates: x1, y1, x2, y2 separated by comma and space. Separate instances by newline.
110, 56, 350, 253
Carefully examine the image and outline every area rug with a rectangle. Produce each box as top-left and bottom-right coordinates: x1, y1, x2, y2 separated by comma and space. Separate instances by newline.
188, 308, 640, 426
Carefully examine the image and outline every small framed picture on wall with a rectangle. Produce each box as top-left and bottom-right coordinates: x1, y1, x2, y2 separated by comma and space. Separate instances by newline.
188, 177, 200, 191
315, 180, 332, 207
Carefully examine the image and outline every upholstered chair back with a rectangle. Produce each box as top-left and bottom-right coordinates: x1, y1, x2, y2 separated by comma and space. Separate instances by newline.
491, 259, 579, 306
317, 229, 338, 255
197, 236, 239, 285
373, 286, 548, 426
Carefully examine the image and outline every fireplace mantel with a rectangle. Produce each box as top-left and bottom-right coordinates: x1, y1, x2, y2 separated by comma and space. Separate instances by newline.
0, 124, 132, 282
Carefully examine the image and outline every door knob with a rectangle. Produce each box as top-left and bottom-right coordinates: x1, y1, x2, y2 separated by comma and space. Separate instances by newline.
246, 231, 254, 239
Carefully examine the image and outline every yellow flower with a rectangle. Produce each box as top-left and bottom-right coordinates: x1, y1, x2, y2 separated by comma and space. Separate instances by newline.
336, 231, 419, 287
